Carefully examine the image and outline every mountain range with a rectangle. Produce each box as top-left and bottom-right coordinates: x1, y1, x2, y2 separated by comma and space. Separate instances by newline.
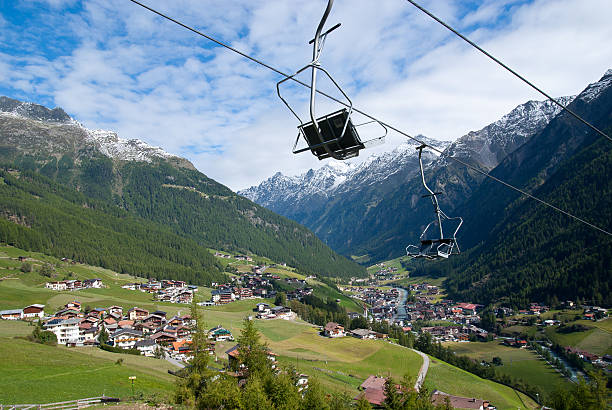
0, 96, 366, 282
240, 94, 576, 262
242, 70, 612, 306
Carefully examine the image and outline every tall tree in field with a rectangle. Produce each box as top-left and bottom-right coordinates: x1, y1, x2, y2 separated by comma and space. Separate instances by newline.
175, 301, 208, 406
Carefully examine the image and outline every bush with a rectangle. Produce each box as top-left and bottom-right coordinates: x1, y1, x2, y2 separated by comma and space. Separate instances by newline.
99, 343, 141, 355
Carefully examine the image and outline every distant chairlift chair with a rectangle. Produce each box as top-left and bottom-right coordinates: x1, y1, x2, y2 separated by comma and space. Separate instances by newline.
406, 144, 463, 259
276, 0, 386, 160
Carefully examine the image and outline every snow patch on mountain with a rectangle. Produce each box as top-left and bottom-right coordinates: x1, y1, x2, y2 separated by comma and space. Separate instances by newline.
84, 129, 176, 163
239, 135, 448, 204
578, 69, 612, 103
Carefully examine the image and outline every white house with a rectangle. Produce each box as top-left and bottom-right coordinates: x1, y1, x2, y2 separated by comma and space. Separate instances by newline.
22, 304, 45, 319
111, 328, 144, 349
44, 318, 82, 345
135, 339, 157, 357
46, 282, 68, 291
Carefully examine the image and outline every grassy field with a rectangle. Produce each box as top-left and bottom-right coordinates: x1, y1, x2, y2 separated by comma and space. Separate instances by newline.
544, 322, 612, 355
0, 325, 177, 404
424, 357, 538, 410
446, 341, 570, 396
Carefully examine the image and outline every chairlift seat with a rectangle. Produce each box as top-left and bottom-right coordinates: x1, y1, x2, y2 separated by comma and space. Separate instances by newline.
299, 109, 364, 160
417, 238, 455, 259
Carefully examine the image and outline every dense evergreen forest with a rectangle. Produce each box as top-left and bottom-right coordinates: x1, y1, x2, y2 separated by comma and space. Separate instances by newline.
0, 149, 365, 280
0, 168, 227, 285
411, 130, 612, 308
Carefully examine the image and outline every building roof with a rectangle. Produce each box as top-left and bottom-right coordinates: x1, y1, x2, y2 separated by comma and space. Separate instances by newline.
0, 309, 23, 315
360, 375, 386, 391
111, 328, 143, 338
351, 329, 375, 337
430, 390, 489, 409
135, 339, 157, 347
325, 322, 342, 331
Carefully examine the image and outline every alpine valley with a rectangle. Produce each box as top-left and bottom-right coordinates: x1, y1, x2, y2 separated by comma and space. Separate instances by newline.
241, 70, 612, 307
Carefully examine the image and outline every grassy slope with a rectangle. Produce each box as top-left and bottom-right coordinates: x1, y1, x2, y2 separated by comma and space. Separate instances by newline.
424, 357, 538, 410
446, 341, 569, 396
544, 320, 612, 355
0, 325, 176, 404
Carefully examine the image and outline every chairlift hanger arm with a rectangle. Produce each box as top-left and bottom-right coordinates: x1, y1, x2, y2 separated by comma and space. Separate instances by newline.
309, 23, 341, 44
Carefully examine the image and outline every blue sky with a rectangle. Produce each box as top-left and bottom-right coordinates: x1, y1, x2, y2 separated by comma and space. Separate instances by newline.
1, 0, 611, 190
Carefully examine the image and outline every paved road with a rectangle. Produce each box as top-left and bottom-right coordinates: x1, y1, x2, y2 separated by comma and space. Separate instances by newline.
165, 356, 185, 368
387, 342, 430, 392
410, 348, 430, 391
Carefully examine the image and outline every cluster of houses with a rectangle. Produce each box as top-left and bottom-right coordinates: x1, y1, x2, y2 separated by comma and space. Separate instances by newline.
356, 375, 496, 409
0, 299, 243, 361
564, 346, 611, 368
323, 322, 389, 340
121, 279, 197, 304
253, 303, 293, 320
213, 252, 253, 262
45, 278, 103, 291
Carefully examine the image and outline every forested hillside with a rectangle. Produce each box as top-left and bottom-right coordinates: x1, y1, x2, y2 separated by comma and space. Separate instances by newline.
431, 72, 612, 307
0, 168, 226, 285
0, 97, 366, 279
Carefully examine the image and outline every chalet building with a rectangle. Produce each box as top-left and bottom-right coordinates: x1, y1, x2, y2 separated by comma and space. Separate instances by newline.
128, 307, 149, 321
351, 329, 377, 339
22, 304, 45, 319
46, 281, 68, 291
324, 322, 345, 338
208, 326, 234, 341
135, 339, 157, 357
44, 318, 82, 345
111, 328, 143, 349
225, 345, 277, 370
108, 306, 123, 316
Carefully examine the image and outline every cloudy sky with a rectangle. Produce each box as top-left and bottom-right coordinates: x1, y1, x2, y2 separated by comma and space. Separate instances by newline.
1, 0, 611, 190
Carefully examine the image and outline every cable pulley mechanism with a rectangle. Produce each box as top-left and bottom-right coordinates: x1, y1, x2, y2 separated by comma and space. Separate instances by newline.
276, 0, 387, 160
406, 144, 463, 259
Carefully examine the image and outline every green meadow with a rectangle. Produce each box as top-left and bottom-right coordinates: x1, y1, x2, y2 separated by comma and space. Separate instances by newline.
446, 341, 570, 396
0, 324, 177, 404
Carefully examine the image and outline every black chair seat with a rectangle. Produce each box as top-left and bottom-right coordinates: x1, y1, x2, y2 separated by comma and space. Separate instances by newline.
299, 109, 364, 160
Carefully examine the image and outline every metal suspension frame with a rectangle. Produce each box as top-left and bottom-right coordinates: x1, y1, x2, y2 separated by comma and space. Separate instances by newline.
276, 0, 387, 159
406, 144, 463, 259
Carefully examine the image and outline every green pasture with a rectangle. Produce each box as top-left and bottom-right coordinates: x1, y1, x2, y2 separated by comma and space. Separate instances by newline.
545, 324, 611, 355
446, 341, 569, 396
0, 336, 177, 404
424, 357, 538, 410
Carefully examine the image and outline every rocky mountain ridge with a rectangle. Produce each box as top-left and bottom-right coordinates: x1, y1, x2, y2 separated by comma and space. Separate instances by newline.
0, 96, 192, 169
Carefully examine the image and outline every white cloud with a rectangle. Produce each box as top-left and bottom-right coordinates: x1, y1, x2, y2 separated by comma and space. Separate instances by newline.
2, 0, 611, 191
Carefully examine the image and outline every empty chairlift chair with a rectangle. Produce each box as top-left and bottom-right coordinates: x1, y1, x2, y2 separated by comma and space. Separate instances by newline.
406, 144, 463, 260
277, 0, 386, 161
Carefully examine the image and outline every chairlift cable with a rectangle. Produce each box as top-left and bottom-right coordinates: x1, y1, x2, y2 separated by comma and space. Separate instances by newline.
404, 0, 612, 144
127, 0, 612, 238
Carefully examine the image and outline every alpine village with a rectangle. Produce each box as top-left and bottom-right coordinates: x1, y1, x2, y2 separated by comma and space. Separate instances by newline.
0, 1, 610, 409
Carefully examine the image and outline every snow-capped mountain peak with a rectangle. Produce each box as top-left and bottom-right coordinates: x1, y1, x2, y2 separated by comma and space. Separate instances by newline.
578, 68, 612, 103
